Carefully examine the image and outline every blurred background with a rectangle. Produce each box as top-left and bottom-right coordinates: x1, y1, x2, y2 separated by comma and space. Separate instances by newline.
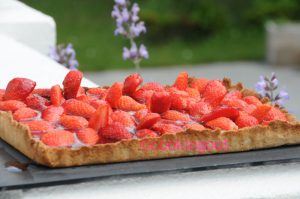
21, 0, 300, 71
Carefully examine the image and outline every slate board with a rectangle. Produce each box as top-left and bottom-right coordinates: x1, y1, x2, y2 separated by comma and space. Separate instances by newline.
1, 138, 300, 190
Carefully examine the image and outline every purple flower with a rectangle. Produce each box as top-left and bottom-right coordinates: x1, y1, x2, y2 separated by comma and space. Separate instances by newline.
255, 72, 289, 106
115, 0, 127, 6
139, 44, 149, 59
48, 43, 79, 70
130, 22, 146, 37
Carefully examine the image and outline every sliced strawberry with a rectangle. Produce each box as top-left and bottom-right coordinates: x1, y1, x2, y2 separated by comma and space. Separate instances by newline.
185, 123, 206, 131
89, 99, 108, 109
60, 115, 88, 130
173, 71, 188, 90
189, 101, 212, 117
206, 117, 238, 131
42, 106, 64, 123
86, 87, 107, 99
0, 89, 5, 101
134, 109, 149, 122
150, 92, 171, 114
186, 87, 200, 99
202, 80, 227, 107
76, 128, 99, 145
123, 73, 143, 96
41, 130, 75, 147
63, 70, 83, 99
22, 120, 54, 133
251, 104, 272, 122
221, 98, 248, 110
170, 95, 188, 111
13, 107, 37, 121
161, 110, 191, 122
140, 82, 165, 92
153, 122, 184, 135
100, 122, 132, 141
50, 84, 64, 106
4, 78, 36, 101
63, 99, 96, 119
76, 95, 97, 103
136, 129, 158, 139
243, 96, 262, 106
132, 89, 154, 103
199, 107, 239, 123
189, 78, 209, 94
105, 82, 123, 108
98, 134, 116, 144
77, 87, 86, 97
137, 113, 161, 130
111, 110, 135, 128
262, 107, 287, 123
0, 100, 26, 111
117, 96, 146, 111
89, 104, 110, 131
223, 90, 243, 101
32, 89, 51, 97
235, 112, 259, 128
26, 94, 50, 111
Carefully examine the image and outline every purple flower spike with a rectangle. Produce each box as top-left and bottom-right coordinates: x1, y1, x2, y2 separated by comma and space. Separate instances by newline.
255, 72, 289, 107
48, 43, 79, 70
112, 0, 148, 69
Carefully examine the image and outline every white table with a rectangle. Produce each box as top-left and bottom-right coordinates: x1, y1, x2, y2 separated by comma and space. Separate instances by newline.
1, 0, 300, 198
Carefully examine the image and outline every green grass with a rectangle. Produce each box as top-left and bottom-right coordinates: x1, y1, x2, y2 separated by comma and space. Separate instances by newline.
21, 0, 265, 71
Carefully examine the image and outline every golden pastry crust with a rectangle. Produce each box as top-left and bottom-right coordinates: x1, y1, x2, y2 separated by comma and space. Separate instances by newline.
0, 78, 299, 167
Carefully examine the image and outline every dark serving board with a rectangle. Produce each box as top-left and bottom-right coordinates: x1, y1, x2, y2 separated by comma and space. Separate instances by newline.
1, 138, 300, 191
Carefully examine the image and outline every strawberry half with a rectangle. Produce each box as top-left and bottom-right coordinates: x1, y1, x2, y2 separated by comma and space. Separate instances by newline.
199, 107, 239, 123
100, 122, 132, 141
173, 71, 188, 90
22, 120, 54, 133
185, 123, 206, 131
32, 89, 51, 97
105, 82, 123, 108
161, 110, 191, 122
42, 106, 64, 123
202, 80, 227, 107
41, 130, 75, 147
63, 70, 83, 99
251, 104, 272, 122
76, 128, 99, 145
206, 117, 238, 131
63, 99, 96, 119
13, 107, 37, 121
60, 115, 88, 130
123, 73, 143, 96
111, 110, 135, 128
117, 96, 146, 111
0, 100, 26, 112
50, 84, 64, 106
136, 129, 158, 139
150, 92, 171, 114
26, 94, 50, 111
137, 113, 161, 130
189, 77, 209, 94
235, 112, 258, 128
4, 78, 36, 101
153, 122, 184, 135
89, 104, 110, 131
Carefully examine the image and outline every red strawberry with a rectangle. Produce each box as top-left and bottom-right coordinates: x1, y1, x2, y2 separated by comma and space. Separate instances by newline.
186, 87, 200, 99
4, 78, 36, 101
63, 99, 96, 119
262, 107, 287, 123
117, 96, 146, 111
189, 101, 212, 117
173, 71, 188, 90
60, 115, 88, 130
185, 123, 206, 131
235, 112, 258, 128
137, 113, 161, 130
0, 100, 26, 111
0, 89, 5, 101
13, 107, 37, 121
153, 122, 184, 135
206, 117, 238, 131
243, 104, 257, 114
134, 109, 149, 122
105, 82, 123, 108
86, 87, 107, 99
123, 73, 143, 96
189, 78, 209, 94
77, 87, 86, 97
136, 129, 158, 139
89, 104, 110, 131
243, 96, 262, 106
26, 94, 50, 111
89, 99, 108, 109
76, 95, 97, 103
162, 110, 191, 122
76, 128, 99, 145
150, 92, 171, 114
199, 107, 239, 123
42, 106, 64, 122
63, 70, 83, 99
111, 110, 135, 127
221, 98, 248, 110
41, 130, 75, 147
32, 89, 51, 97
132, 89, 154, 103
50, 84, 64, 106
223, 90, 242, 101
22, 120, 54, 133
202, 80, 227, 107
170, 95, 188, 111
141, 82, 165, 92
251, 104, 272, 122
100, 122, 132, 141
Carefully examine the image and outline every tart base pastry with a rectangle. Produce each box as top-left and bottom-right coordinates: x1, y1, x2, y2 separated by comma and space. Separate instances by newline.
0, 76, 299, 167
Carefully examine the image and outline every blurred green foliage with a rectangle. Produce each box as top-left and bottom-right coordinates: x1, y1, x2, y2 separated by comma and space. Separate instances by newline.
20, 0, 300, 71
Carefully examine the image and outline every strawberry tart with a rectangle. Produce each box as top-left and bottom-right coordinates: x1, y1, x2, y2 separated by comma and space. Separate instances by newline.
0, 71, 299, 167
